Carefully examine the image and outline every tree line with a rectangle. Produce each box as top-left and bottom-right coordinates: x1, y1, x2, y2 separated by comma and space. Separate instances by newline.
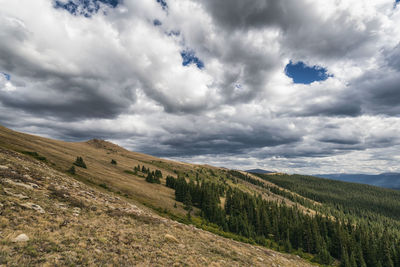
165, 174, 400, 266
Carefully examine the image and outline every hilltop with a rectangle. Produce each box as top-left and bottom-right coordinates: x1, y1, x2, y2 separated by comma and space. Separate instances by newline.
1, 125, 400, 267
0, 125, 312, 266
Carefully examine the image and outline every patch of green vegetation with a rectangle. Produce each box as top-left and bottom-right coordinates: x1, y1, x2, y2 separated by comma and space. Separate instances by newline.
0, 250, 8, 264
99, 183, 110, 190
73, 156, 87, 169
67, 166, 76, 175
166, 174, 400, 267
20, 151, 47, 162
48, 185, 86, 208
123, 170, 135, 175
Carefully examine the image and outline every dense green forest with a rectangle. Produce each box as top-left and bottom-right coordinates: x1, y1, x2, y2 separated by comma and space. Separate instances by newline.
165, 171, 400, 266
254, 173, 400, 227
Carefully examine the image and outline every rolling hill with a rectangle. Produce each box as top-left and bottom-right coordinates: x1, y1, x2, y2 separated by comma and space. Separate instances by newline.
1, 125, 400, 266
316, 173, 400, 190
0, 125, 313, 266
245, 169, 275, 174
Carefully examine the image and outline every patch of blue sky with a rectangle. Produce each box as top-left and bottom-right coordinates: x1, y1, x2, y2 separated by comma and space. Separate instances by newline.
156, 0, 167, 10
167, 30, 180, 37
1, 72, 11, 81
153, 19, 162, 26
180, 50, 204, 69
53, 0, 119, 17
285, 61, 332, 84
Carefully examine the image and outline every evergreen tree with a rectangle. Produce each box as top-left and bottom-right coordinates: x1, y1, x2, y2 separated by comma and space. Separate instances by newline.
166, 176, 176, 189
67, 165, 76, 174
73, 156, 87, 168
184, 190, 192, 211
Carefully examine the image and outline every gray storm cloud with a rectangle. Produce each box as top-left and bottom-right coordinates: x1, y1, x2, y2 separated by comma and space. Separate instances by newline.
1, 0, 400, 174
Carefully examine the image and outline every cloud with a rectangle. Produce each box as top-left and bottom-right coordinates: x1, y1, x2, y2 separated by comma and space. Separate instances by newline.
1, 0, 400, 174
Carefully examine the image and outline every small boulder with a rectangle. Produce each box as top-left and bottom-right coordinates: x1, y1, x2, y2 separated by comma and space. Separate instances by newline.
72, 207, 81, 216
12, 233, 29, 242
3, 188, 29, 199
20, 202, 45, 213
164, 234, 179, 243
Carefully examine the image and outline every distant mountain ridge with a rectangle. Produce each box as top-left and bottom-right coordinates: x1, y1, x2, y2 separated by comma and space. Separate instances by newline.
246, 168, 275, 174
316, 172, 400, 190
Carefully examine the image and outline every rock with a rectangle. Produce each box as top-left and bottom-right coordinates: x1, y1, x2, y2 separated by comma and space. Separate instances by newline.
57, 203, 68, 210
20, 202, 45, 213
0, 165, 8, 170
12, 233, 29, 242
72, 207, 81, 216
164, 234, 179, 243
4, 179, 35, 190
60, 220, 69, 227
3, 188, 29, 199
28, 182, 40, 189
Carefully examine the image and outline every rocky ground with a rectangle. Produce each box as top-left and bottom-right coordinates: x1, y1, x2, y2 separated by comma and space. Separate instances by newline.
0, 147, 313, 266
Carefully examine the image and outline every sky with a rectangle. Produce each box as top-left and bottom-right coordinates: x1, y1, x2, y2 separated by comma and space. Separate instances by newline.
1, 0, 400, 174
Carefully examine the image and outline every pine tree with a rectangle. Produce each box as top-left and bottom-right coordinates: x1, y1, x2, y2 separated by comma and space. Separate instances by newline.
382, 236, 394, 267
73, 156, 87, 168
146, 172, 154, 183
166, 176, 176, 189
67, 165, 76, 174
341, 246, 350, 267
184, 190, 192, 211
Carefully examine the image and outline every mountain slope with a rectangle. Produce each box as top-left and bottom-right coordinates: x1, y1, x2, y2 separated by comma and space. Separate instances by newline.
245, 169, 275, 174
2, 125, 400, 266
316, 173, 400, 190
0, 130, 312, 266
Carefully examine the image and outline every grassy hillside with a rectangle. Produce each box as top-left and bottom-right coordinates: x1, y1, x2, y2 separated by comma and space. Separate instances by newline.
1, 125, 400, 266
0, 125, 307, 219
0, 146, 312, 266
254, 173, 400, 223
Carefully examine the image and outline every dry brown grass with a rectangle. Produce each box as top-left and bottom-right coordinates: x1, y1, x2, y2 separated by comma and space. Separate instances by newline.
0, 143, 314, 266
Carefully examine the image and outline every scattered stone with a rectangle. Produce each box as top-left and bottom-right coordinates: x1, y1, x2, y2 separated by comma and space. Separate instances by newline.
60, 220, 69, 227
20, 202, 45, 213
0, 165, 8, 170
164, 234, 179, 243
72, 207, 81, 216
257, 257, 264, 262
28, 182, 40, 189
56, 203, 68, 210
12, 233, 29, 242
3, 188, 29, 199
89, 205, 97, 211
4, 179, 35, 190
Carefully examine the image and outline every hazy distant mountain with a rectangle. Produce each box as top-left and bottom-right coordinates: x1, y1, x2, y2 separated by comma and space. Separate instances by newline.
316, 173, 400, 190
246, 169, 275, 174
